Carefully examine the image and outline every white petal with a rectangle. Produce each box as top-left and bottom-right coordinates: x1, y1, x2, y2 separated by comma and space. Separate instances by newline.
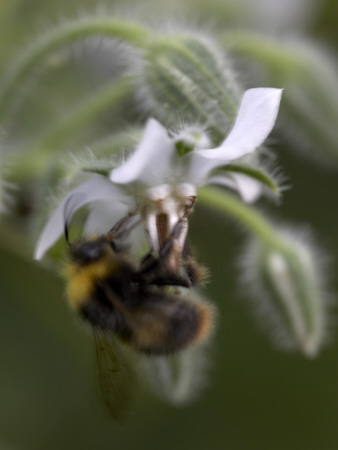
188, 88, 282, 185
203, 88, 283, 160
208, 173, 263, 203
110, 118, 175, 186
34, 175, 129, 260
207, 174, 237, 191
231, 173, 263, 203
218, 87, 282, 158
186, 153, 226, 187
84, 199, 130, 235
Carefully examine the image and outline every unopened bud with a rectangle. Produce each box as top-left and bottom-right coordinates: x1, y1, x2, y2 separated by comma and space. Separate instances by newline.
0, 164, 15, 215
240, 229, 327, 357
137, 34, 241, 144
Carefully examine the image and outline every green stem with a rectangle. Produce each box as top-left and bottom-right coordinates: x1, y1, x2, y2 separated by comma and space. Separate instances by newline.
198, 186, 278, 245
219, 31, 304, 78
0, 17, 151, 121
9, 76, 133, 178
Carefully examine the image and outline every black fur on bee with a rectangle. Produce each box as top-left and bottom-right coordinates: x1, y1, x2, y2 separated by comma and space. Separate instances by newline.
64, 216, 212, 355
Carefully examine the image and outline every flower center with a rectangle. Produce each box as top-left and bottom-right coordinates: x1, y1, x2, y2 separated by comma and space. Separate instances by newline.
143, 183, 197, 253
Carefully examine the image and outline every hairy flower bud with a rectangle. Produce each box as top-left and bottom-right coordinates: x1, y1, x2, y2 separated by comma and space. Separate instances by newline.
139, 337, 212, 404
136, 33, 241, 144
240, 228, 328, 357
0, 163, 14, 215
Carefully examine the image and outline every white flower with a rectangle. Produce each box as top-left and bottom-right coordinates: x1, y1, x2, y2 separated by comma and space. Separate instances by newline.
35, 87, 282, 260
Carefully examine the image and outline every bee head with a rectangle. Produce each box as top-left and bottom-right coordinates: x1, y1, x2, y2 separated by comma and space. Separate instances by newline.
62, 192, 119, 264
69, 236, 111, 264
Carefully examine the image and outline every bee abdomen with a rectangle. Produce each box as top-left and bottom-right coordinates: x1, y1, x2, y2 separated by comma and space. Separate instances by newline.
132, 294, 213, 355
169, 299, 211, 351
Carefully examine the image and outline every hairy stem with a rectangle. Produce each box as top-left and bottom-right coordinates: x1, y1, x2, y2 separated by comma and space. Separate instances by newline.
10, 76, 133, 178
198, 186, 278, 245
0, 17, 151, 120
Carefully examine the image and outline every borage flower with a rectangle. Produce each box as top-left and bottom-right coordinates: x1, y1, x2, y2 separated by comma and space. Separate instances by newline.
34, 87, 282, 260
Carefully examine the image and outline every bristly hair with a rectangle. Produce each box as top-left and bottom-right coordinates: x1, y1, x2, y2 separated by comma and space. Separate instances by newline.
237, 223, 332, 355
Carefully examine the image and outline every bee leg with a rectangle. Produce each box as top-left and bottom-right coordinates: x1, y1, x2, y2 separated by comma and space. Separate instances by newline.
181, 240, 208, 286
139, 218, 187, 273
158, 218, 188, 272
158, 218, 208, 287
108, 212, 136, 235
139, 251, 159, 273
138, 216, 195, 289
105, 212, 142, 252
137, 255, 189, 287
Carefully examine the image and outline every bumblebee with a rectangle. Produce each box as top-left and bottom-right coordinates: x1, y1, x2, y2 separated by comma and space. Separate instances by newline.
62, 204, 213, 419
64, 215, 212, 355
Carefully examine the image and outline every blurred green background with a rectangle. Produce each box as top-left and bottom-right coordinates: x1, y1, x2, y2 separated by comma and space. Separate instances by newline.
1, 0, 338, 449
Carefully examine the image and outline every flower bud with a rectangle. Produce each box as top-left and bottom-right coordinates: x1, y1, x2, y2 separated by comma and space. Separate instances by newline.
240, 228, 328, 357
138, 341, 211, 404
0, 164, 14, 215
136, 33, 241, 144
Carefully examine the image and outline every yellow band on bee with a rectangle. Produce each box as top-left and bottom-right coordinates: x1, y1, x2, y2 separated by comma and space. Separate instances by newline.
63, 253, 120, 310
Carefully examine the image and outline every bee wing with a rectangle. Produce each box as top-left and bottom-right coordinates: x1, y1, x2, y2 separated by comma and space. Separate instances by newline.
93, 328, 135, 421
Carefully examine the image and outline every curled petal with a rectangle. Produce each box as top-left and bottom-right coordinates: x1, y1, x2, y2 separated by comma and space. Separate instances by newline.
208, 173, 263, 203
110, 118, 175, 186
188, 88, 283, 185
34, 175, 129, 260
215, 87, 283, 159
